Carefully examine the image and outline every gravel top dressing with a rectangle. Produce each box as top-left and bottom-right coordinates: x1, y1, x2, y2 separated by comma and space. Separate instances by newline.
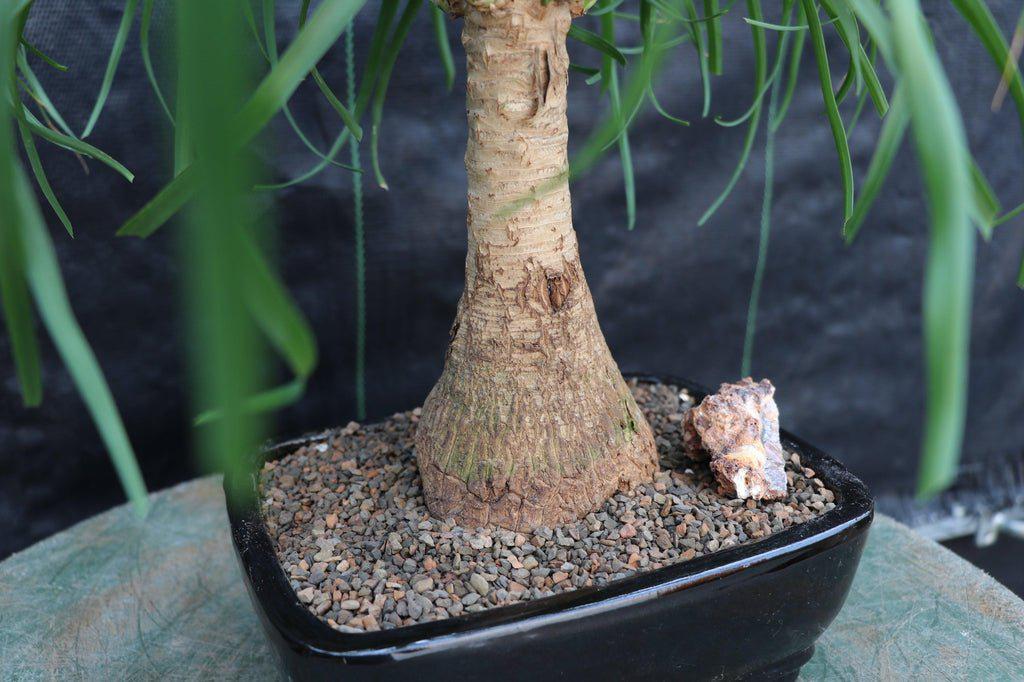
260, 380, 835, 633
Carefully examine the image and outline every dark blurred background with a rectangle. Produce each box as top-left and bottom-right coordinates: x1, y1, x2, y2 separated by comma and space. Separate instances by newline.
2, 1, 1023, 586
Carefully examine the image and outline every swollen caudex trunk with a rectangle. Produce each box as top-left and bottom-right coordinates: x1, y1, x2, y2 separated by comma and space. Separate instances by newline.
416, 0, 658, 530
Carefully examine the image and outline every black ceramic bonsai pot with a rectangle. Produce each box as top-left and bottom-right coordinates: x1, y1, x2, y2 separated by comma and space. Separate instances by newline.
226, 375, 873, 681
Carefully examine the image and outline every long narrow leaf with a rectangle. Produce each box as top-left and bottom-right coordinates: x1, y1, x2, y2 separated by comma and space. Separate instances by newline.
820, 0, 862, 93
300, 0, 364, 141
771, 2, 806, 131
892, 0, 975, 497
951, 0, 1024, 143
803, 0, 854, 222
118, 0, 370, 237
17, 49, 74, 137
370, 0, 422, 190
263, 0, 356, 169
140, 0, 174, 124
844, 91, 908, 243
17, 170, 149, 512
858, 42, 888, 116
81, 0, 140, 138
431, 3, 455, 91
20, 38, 67, 71
601, 13, 636, 230
25, 113, 134, 182
704, 0, 723, 74
968, 160, 1000, 240
682, 0, 712, 117
0, 16, 42, 407
18, 119, 73, 237
568, 24, 627, 65
699, 0, 766, 225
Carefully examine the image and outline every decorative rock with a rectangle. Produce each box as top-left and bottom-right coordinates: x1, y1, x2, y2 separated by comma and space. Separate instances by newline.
682, 378, 787, 500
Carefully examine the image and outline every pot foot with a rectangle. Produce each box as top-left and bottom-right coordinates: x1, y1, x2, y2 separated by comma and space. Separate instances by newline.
737, 646, 814, 682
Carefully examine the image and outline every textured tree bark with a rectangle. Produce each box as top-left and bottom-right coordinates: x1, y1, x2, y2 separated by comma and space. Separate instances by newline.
416, 0, 657, 530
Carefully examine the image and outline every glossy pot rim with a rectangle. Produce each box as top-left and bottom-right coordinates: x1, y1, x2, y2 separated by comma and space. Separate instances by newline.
225, 374, 873, 660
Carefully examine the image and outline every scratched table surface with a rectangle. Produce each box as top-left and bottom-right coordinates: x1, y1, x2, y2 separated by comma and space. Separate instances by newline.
2, 478, 1023, 681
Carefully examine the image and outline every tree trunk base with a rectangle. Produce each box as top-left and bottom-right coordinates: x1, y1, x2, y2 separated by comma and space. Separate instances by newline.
415, 0, 657, 530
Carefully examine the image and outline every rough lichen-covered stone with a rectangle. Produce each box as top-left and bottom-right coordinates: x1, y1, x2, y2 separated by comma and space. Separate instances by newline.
683, 378, 788, 500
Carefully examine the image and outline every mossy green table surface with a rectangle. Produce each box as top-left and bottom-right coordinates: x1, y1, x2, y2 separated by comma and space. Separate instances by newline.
1, 477, 1022, 680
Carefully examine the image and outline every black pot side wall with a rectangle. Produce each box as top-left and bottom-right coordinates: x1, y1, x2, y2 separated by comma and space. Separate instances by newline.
227, 376, 873, 682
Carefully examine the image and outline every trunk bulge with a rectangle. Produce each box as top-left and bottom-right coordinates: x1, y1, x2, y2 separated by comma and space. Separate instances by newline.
416, 0, 657, 530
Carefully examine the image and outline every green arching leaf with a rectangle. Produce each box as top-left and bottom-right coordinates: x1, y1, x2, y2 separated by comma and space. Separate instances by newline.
844, 90, 909, 244
770, 2, 806, 131
820, 0, 862, 94
81, 0, 140, 138
17, 48, 75, 137
743, 17, 809, 31
844, 0, 892, 64
648, 83, 690, 126
0, 13, 42, 408
616, 34, 692, 56
194, 378, 306, 426
20, 37, 67, 71
431, 3, 456, 91
370, 0, 422, 190
589, 0, 627, 17
18, 118, 73, 237
950, 0, 1024, 144
263, 0, 357, 170
742, 13, 839, 32
235, 0, 370, 148
968, 160, 1000, 240
17, 169, 149, 513
568, 24, 626, 66
681, 0, 711, 117
241, 0, 271, 62
993, 200, 1024, 228
834, 54, 857, 105
118, 0, 370, 238
299, 0, 364, 142
802, 0, 854, 222
845, 81, 870, 134
891, 0, 975, 498
699, 0, 767, 226
600, 12, 635, 230
570, 63, 600, 77
140, 0, 174, 124
24, 112, 134, 182
238, 232, 317, 378
703, 0, 723, 74
858, 42, 889, 116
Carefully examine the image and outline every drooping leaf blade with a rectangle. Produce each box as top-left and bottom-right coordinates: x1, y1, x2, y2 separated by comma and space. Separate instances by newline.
118, 0, 370, 237
892, 0, 975, 498
802, 0, 854, 222
81, 0, 140, 138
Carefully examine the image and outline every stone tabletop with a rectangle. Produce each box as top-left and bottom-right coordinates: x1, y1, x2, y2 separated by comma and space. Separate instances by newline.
1, 477, 1022, 680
